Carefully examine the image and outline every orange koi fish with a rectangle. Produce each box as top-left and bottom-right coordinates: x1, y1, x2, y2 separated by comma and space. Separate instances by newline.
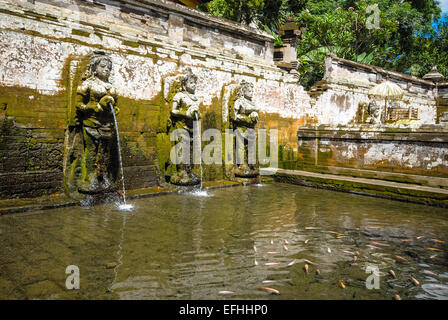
410, 276, 420, 286
260, 287, 280, 295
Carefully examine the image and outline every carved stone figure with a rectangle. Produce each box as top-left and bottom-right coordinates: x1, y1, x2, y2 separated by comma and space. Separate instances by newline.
366, 100, 382, 124
169, 68, 201, 186
230, 80, 259, 178
66, 51, 120, 196
233, 80, 259, 128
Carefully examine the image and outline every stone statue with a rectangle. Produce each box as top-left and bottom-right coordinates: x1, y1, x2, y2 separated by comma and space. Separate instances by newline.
231, 80, 259, 178
366, 100, 382, 124
73, 51, 120, 195
169, 68, 200, 186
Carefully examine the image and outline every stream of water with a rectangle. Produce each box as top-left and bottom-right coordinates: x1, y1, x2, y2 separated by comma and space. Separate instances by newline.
109, 103, 132, 211
194, 113, 203, 191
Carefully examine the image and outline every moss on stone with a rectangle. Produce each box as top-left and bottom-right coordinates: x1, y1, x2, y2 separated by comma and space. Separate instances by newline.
71, 29, 91, 38
122, 40, 140, 48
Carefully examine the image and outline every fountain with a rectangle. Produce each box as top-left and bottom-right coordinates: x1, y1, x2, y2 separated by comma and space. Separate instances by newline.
109, 102, 133, 210
63, 51, 131, 208
189, 112, 212, 197
229, 80, 260, 184
168, 68, 201, 187
194, 112, 203, 190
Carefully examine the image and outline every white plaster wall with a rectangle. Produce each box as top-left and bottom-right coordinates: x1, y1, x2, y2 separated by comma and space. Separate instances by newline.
315, 56, 439, 125
0, 2, 310, 120
363, 143, 447, 170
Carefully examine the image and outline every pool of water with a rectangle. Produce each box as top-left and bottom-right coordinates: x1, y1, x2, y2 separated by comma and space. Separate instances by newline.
0, 183, 447, 300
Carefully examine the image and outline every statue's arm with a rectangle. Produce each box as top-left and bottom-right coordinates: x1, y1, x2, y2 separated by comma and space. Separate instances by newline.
234, 100, 245, 121
171, 93, 181, 115
75, 82, 93, 112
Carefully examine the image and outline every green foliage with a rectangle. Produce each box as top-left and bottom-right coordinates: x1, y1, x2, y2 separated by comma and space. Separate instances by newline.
356, 52, 374, 64
296, 0, 444, 89
199, 0, 307, 29
198, 0, 446, 89
198, 0, 264, 25
263, 24, 283, 47
259, 0, 307, 30
405, 16, 448, 78
409, 0, 442, 21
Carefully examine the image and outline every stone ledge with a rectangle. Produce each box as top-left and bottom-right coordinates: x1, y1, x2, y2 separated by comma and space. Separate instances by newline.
0, 180, 241, 215
298, 124, 448, 143
326, 54, 436, 88
323, 166, 448, 189
264, 168, 448, 208
0, 4, 285, 81
127, 0, 274, 42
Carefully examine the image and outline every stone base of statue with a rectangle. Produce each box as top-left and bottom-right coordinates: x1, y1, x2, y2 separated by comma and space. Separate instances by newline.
170, 170, 200, 186
79, 191, 122, 207
234, 176, 260, 186
77, 173, 118, 195
232, 124, 260, 181
233, 163, 260, 185
234, 164, 259, 178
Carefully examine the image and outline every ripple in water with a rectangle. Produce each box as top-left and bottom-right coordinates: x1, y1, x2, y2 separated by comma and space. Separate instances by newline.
189, 190, 212, 197
117, 203, 134, 211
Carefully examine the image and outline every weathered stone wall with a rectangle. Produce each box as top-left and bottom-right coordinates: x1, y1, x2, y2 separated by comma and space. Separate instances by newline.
298, 56, 448, 184
438, 83, 448, 124
2, 0, 445, 200
0, 0, 313, 199
297, 125, 448, 183
310, 54, 438, 125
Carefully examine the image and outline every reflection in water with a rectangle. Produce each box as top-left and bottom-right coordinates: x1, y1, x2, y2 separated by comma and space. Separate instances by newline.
0, 183, 447, 300
109, 211, 128, 293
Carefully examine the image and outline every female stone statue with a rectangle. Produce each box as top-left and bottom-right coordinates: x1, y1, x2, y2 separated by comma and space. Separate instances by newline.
231, 80, 259, 178
75, 51, 120, 194
171, 68, 200, 129
169, 68, 200, 186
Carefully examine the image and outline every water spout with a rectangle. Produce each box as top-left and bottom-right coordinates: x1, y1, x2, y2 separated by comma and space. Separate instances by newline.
109, 103, 133, 211
194, 112, 203, 191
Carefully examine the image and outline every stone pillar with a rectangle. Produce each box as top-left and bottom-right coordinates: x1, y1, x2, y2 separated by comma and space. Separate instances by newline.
423, 66, 446, 124
274, 16, 302, 73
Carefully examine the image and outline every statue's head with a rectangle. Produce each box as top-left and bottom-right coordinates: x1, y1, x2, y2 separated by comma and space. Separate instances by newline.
181, 68, 198, 94
240, 80, 254, 100
89, 51, 112, 82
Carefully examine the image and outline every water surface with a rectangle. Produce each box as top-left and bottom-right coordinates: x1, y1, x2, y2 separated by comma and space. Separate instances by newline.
0, 183, 447, 300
